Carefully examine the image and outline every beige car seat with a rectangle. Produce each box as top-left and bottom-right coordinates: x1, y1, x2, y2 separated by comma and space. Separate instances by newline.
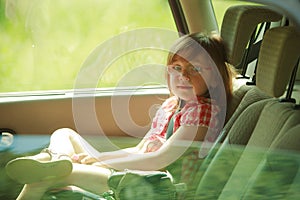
224, 5, 282, 119
217, 101, 300, 200
240, 124, 300, 199
221, 5, 282, 71
225, 25, 300, 138
186, 26, 300, 199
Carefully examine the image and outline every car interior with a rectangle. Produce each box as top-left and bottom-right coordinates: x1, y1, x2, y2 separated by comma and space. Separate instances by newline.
1, 0, 300, 199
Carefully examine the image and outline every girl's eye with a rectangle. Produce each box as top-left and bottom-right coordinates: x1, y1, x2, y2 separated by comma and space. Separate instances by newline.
192, 66, 202, 73
168, 64, 203, 76
173, 65, 182, 72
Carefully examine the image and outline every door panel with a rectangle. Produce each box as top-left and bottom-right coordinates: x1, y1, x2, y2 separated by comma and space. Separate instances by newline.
0, 93, 168, 136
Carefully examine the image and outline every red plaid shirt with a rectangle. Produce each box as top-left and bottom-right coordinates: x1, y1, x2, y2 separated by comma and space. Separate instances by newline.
145, 96, 219, 152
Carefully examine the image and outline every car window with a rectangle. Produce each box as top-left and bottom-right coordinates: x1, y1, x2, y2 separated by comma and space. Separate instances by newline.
0, 0, 176, 93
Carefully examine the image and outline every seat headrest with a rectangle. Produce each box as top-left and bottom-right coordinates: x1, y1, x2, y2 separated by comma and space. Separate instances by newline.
221, 5, 282, 66
256, 26, 300, 97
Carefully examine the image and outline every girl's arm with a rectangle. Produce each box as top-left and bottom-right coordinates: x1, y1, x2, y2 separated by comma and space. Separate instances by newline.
79, 136, 149, 164
96, 125, 207, 171
93, 138, 147, 160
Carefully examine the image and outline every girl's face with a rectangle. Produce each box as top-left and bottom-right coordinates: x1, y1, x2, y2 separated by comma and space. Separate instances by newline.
167, 55, 215, 101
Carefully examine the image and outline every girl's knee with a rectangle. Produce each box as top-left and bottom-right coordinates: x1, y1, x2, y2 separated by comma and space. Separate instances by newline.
51, 128, 78, 138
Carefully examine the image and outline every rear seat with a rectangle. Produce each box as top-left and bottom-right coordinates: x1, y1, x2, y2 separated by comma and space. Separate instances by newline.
217, 101, 300, 200
224, 5, 283, 122
221, 5, 282, 70
241, 125, 300, 199
193, 101, 300, 199
224, 25, 300, 142
186, 26, 300, 199
272, 124, 300, 199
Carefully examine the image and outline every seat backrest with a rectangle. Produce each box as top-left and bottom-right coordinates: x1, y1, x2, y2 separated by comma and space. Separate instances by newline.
221, 5, 282, 68
226, 26, 300, 134
269, 123, 300, 151
218, 105, 300, 200
241, 124, 300, 199
196, 100, 300, 199
255, 26, 300, 98
217, 23, 300, 193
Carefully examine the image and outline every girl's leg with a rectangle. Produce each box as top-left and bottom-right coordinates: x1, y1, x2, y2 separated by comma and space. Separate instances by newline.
16, 164, 112, 200
48, 128, 100, 157
31, 128, 101, 161
6, 128, 101, 184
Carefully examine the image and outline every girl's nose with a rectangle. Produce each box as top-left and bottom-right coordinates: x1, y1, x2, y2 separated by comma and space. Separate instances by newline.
179, 73, 190, 81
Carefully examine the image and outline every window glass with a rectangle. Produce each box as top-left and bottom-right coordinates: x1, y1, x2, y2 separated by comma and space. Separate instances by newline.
0, 0, 176, 93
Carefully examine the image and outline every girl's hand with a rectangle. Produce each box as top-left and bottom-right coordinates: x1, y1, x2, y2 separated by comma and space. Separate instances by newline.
146, 137, 164, 152
71, 153, 99, 164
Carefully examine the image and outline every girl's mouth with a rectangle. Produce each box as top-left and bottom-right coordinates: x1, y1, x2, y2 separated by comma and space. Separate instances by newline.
177, 85, 193, 89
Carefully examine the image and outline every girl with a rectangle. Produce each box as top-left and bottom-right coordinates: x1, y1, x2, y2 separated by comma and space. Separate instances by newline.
6, 32, 233, 199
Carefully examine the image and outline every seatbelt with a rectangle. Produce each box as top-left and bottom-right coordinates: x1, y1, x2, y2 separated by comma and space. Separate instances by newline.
165, 114, 175, 140
166, 100, 183, 140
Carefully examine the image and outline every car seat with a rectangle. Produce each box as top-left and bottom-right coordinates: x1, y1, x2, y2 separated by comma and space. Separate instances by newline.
192, 25, 300, 199
223, 5, 283, 121
220, 5, 282, 73
216, 101, 300, 200
240, 124, 300, 199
